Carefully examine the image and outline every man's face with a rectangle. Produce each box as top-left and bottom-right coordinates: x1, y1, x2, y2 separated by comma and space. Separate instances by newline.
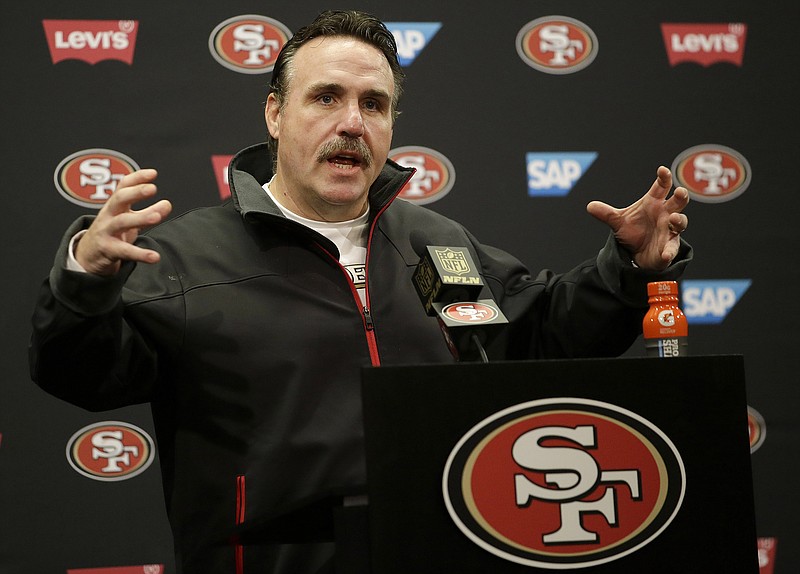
265, 36, 395, 222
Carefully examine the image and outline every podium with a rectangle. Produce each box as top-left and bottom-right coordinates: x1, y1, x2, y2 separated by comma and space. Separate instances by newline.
232, 356, 758, 573
361, 355, 758, 573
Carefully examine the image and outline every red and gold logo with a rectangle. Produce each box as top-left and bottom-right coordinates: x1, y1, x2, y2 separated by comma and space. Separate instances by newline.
516, 16, 598, 74
66, 421, 155, 482
441, 302, 499, 325
208, 15, 291, 74
54, 149, 139, 209
443, 398, 685, 568
390, 146, 455, 204
672, 144, 751, 203
747, 406, 766, 453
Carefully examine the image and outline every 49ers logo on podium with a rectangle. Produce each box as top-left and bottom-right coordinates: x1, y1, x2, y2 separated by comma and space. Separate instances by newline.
66, 421, 155, 482
209, 15, 291, 74
443, 398, 685, 569
54, 149, 139, 209
390, 146, 455, 205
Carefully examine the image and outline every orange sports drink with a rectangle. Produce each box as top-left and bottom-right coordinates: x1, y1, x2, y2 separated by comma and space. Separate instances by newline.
643, 281, 688, 357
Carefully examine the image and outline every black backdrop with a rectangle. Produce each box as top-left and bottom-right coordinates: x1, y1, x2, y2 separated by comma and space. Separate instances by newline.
2, 1, 798, 572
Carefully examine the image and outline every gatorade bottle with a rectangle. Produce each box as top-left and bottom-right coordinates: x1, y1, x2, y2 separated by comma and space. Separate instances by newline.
643, 281, 688, 357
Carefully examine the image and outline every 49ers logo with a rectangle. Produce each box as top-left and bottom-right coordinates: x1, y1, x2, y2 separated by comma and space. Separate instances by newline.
54, 149, 139, 209
442, 302, 499, 324
516, 16, 599, 74
209, 15, 291, 74
390, 146, 455, 204
747, 406, 766, 453
66, 421, 155, 482
671, 144, 751, 203
443, 398, 685, 569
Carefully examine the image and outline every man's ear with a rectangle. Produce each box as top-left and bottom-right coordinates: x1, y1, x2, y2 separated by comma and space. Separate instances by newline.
265, 93, 280, 139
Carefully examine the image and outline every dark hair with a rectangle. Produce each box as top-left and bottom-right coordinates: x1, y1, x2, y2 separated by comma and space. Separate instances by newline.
267, 10, 404, 161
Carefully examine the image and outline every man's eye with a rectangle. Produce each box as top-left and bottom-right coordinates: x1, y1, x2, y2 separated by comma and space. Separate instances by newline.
319, 95, 334, 104
363, 100, 380, 111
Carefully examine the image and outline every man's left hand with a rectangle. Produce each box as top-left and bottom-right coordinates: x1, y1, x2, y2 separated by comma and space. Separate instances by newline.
586, 166, 689, 271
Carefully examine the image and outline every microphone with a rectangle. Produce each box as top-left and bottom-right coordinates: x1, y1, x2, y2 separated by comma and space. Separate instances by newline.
410, 237, 508, 362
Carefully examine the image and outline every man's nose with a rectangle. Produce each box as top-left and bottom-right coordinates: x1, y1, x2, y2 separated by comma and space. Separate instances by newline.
338, 101, 365, 138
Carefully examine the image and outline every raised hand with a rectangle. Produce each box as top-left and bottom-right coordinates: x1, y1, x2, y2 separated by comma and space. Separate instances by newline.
586, 166, 689, 271
74, 169, 172, 276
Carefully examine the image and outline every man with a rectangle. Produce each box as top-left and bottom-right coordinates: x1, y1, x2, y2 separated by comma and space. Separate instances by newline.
30, 10, 690, 574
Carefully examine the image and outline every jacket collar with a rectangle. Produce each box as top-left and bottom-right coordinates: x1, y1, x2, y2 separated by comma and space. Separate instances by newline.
227, 142, 416, 223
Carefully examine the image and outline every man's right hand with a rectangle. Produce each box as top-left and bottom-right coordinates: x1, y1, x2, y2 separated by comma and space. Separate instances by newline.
74, 169, 172, 276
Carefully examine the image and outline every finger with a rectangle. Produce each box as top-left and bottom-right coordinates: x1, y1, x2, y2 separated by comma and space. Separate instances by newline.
111, 241, 163, 265
667, 212, 689, 234
586, 200, 618, 226
664, 185, 690, 213
101, 169, 160, 215
104, 199, 173, 236
661, 237, 681, 265
117, 168, 158, 190
648, 166, 673, 201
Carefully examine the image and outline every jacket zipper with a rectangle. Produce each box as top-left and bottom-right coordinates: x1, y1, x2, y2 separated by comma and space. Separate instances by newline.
314, 168, 416, 368
317, 244, 382, 366
358, 168, 417, 366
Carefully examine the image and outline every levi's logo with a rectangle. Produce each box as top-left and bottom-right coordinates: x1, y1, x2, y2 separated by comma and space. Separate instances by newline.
42, 20, 139, 65
661, 23, 747, 67
443, 398, 685, 568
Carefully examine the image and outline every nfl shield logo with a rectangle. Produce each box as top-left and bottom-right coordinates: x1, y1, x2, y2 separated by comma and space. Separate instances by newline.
436, 248, 470, 275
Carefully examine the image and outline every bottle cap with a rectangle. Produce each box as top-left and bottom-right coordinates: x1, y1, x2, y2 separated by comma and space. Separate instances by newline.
647, 281, 678, 297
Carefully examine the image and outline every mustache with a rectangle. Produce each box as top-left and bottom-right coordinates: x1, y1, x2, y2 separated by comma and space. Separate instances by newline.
316, 137, 373, 168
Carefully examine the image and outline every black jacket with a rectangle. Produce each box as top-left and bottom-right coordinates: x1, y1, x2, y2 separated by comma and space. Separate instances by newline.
30, 143, 691, 573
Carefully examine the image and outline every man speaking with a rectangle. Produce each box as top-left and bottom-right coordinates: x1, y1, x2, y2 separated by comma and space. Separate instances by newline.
30, 9, 690, 574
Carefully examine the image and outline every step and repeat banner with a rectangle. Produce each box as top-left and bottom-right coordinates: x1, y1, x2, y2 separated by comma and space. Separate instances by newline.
1, 1, 797, 573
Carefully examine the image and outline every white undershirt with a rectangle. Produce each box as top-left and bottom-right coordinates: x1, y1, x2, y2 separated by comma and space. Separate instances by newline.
264, 181, 369, 304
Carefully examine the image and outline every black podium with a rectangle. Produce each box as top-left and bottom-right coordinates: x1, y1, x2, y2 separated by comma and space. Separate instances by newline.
361, 355, 758, 574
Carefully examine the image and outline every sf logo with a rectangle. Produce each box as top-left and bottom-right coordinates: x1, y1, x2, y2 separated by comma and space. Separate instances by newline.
79, 158, 123, 201
91, 430, 140, 473
538, 25, 585, 66
512, 425, 641, 544
395, 153, 441, 198
693, 153, 738, 195
232, 23, 280, 65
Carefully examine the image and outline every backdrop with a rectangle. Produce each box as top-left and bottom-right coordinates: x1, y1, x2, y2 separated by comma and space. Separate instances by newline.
2, 1, 797, 573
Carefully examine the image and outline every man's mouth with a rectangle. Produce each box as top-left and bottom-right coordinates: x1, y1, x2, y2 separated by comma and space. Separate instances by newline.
328, 153, 361, 170
318, 137, 372, 169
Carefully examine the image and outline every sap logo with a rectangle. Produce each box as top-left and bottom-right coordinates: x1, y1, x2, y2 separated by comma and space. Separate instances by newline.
526, 152, 597, 196
682, 279, 751, 324
386, 23, 442, 66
